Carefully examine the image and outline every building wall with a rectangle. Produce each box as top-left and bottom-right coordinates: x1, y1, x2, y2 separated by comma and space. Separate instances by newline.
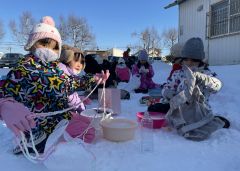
209, 34, 240, 65
108, 48, 124, 57
179, 0, 207, 53
179, 0, 240, 65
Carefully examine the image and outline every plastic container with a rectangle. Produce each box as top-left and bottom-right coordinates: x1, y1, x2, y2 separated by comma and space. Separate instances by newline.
140, 112, 154, 152
137, 112, 166, 129
81, 108, 113, 129
100, 118, 138, 142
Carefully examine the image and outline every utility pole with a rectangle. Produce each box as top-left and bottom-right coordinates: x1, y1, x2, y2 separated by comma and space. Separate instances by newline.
7, 47, 11, 53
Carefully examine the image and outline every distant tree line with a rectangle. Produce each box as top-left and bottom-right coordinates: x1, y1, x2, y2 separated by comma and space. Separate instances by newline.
8, 11, 96, 51
131, 27, 178, 57
0, 11, 178, 55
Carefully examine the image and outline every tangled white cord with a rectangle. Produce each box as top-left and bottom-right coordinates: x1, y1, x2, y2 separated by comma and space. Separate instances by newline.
77, 81, 107, 142
17, 77, 107, 163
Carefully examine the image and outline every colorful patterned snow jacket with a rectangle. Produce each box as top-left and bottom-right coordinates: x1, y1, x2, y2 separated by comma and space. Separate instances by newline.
0, 54, 95, 136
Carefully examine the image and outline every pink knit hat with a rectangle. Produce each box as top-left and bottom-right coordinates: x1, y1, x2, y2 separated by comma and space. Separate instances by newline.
25, 16, 62, 56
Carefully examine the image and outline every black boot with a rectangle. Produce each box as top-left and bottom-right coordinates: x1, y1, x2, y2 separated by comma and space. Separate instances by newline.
13, 130, 48, 155
214, 115, 230, 128
134, 88, 148, 94
148, 103, 170, 113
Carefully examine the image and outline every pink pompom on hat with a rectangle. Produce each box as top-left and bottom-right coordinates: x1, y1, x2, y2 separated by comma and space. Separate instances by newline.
24, 16, 62, 56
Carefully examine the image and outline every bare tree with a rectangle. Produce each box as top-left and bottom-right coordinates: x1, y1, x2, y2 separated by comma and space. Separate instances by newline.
87, 41, 98, 50
9, 11, 35, 45
0, 19, 5, 41
162, 28, 178, 50
128, 44, 142, 55
57, 15, 68, 42
59, 15, 95, 50
132, 27, 161, 56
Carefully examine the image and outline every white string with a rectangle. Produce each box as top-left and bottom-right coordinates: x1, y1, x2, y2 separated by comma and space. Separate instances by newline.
103, 82, 106, 119
17, 127, 66, 163
17, 132, 46, 163
17, 77, 107, 163
79, 81, 106, 142
97, 81, 107, 120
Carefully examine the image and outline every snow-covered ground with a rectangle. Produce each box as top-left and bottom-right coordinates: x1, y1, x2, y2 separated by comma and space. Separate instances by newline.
0, 61, 240, 171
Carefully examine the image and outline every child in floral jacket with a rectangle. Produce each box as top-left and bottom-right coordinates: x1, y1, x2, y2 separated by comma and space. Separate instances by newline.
148, 38, 230, 129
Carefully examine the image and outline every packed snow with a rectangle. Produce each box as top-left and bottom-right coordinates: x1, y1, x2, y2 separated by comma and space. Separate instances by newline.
0, 61, 240, 171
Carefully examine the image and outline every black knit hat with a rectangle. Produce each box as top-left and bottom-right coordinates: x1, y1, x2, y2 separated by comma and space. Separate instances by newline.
181, 37, 205, 61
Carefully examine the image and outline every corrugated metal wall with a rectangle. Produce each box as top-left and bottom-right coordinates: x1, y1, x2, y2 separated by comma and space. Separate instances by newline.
209, 35, 240, 65
179, 0, 240, 65
179, 0, 207, 55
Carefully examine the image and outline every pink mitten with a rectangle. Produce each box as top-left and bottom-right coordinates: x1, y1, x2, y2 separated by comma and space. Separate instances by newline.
139, 66, 145, 74
94, 70, 110, 84
66, 113, 95, 143
144, 69, 149, 73
0, 99, 35, 136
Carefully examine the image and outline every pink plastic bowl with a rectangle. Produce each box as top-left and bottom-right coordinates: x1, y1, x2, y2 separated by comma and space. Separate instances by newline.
136, 112, 166, 129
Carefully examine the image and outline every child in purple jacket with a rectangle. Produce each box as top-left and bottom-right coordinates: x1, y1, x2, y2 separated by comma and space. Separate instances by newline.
58, 46, 90, 113
132, 50, 157, 93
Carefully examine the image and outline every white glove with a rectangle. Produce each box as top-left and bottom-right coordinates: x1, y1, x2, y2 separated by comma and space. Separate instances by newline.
162, 89, 176, 100
169, 91, 188, 110
143, 69, 149, 73
139, 66, 145, 73
182, 65, 196, 95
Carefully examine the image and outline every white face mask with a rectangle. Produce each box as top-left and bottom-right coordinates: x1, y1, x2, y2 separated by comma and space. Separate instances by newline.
33, 48, 59, 62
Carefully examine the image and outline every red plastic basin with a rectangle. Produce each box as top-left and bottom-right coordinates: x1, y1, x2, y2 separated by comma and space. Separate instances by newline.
136, 112, 166, 129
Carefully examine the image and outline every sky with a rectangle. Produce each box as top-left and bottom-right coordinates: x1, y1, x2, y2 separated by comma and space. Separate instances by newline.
0, 0, 178, 55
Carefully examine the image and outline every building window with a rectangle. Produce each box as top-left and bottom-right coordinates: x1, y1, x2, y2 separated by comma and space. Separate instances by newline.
230, 0, 240, 32
210, 0, 240, 37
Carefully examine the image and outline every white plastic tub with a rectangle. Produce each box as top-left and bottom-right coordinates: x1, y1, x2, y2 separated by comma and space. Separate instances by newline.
100, 118, 138, 142
80, 108, 113, 128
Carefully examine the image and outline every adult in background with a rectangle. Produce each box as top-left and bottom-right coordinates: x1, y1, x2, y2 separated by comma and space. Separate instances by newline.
123, 47, 130, 61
